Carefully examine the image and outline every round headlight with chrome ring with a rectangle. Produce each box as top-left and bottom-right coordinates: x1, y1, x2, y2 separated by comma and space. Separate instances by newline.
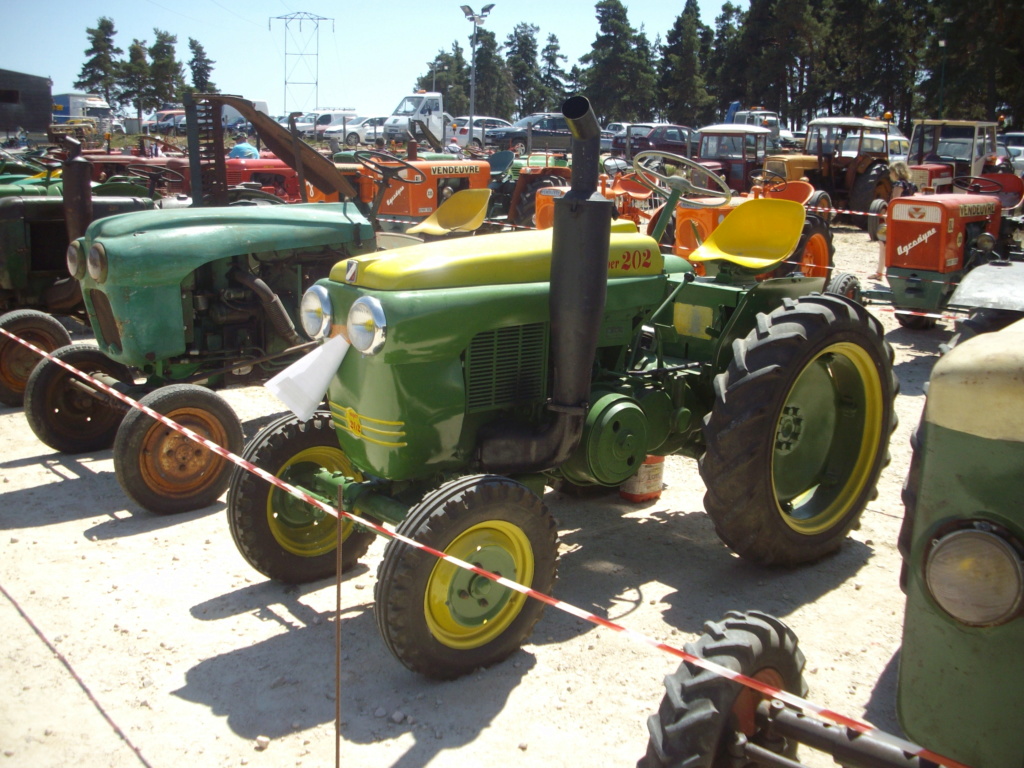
66, 240, 86, 279
975, 231, 996, 252
300, 285, 333, 340
347, 296, 387, 355
86, 243, 108, 283
925, 527, 1023, 626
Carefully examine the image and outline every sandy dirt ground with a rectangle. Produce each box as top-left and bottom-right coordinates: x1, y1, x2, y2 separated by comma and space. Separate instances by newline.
0, 223, 952, 768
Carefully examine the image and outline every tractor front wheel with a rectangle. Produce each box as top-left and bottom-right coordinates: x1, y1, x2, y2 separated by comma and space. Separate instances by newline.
113, 384, 243, 514
0, 310, 73, 407
227, 411, 375, 583
639, 611, 807, 768
375, 475, 558, 679
773, 213, 833, 279
825, 271, 862, 302
24, 343, 133, 453
701, 294, 897, 566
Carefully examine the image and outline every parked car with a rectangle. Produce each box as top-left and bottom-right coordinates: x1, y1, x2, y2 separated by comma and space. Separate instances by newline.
600, 122, 627, 151
1003, 132, 1024, 148
450, 116, 512, 148
1002, 144, 1024, 174
611, 123, 696, 157
487, 113, 571, 154
154, 110, 186, 135
324, 115, 388, 147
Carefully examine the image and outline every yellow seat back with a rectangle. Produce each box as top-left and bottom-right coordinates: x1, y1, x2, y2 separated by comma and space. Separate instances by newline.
406, 188, 492, 236
688, 198, 805, 272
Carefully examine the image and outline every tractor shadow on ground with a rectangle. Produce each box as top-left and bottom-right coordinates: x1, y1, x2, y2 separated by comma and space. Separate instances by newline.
864, 648, 903, 736
176, 574, 536, 766
534, 492, 874, 645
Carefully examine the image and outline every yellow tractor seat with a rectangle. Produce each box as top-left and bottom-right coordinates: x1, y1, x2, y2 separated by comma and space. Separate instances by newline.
407, 188, 492, 236
688, 198, 805, 272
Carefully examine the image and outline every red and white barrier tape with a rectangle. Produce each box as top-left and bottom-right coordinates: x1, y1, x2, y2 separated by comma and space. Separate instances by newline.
0, 326, 967, 768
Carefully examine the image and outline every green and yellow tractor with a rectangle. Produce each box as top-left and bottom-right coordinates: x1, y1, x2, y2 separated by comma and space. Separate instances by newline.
225, 97, 898, 680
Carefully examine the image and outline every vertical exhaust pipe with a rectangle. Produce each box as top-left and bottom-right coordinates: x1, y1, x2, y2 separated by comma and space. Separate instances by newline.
479, 96, 614, 473
63, 137, 94, 242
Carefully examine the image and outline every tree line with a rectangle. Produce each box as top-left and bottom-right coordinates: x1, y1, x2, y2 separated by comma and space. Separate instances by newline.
74, 17, 216, 122
417, 0, 1024, 134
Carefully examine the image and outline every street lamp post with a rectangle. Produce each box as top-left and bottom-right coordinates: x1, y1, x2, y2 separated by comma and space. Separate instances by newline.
938, 18, 951, 119
460, 4, 494, 146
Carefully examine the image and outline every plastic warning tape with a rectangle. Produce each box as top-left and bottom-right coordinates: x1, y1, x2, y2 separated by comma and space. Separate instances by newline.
0, 327, 967, 768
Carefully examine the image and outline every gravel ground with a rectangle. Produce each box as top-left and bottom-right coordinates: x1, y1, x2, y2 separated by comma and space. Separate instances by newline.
0, 222, 953, 768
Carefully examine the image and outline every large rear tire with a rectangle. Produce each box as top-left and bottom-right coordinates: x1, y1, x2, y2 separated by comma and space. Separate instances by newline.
639, 611, 807, 768
514, 175, 561, 228
227, 411, 375, 583
700, 294, 897, 566
849, 164, 892, 228
0, 310, 73, 407
375, 475, 558, 679
113, 384, 243, 514
771, 213, 833, 279
24, 343, 133, 453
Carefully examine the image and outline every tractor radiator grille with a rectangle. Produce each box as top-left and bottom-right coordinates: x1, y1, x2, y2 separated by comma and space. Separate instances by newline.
465, 323, 547, 412
89, 289, 122, 353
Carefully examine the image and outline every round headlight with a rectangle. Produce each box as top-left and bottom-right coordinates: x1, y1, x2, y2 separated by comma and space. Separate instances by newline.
347, 296, 387, 355
975, 232, 996, 252
925, 528, 1023, 626
300, 285, 332, 340
86, 243, 108, 283
66, 240, 85, 279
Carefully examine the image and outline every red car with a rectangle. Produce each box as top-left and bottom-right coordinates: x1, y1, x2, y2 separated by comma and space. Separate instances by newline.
611, 123, 696, 157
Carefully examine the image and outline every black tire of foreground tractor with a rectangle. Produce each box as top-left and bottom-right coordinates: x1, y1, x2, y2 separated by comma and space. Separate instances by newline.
24, 343, 133, 453
113, 384, 244, 514
374, 474, 558, 680
895, 311, 937, 330
0, 309, 73, 407
849, 164, 891, 229
514, 175, 561, 228
825, 271, 862, 302
700, 294, 898, 566
639, 610, 808, 768
227, 410, 376, 583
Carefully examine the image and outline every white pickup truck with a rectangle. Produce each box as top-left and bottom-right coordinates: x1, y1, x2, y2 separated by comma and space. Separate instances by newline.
381, 91, 453, 145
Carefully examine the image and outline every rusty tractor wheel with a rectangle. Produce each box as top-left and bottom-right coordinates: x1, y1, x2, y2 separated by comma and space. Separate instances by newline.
807, 190, 835, 224
701, 294, 898, 566
849, 164, 892, 229
24, 343, 133, 453
0, 310, 72, 407
113, 383, 243, 514
639, 611, 807, 768
375, 475, 558, 680
226, 410, 377, 583
772, 213, 833, 280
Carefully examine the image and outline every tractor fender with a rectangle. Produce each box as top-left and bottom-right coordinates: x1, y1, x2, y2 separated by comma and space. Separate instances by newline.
709, 276, 827, 375
947, 261, 1024, 314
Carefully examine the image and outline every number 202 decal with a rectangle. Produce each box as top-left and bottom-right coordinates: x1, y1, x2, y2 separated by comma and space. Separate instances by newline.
608, 249, 652, 271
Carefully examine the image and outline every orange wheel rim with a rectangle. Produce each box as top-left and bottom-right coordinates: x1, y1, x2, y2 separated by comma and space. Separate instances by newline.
798, 233, 830, 278
733, 667, 785, 736
137, 407, 229, 498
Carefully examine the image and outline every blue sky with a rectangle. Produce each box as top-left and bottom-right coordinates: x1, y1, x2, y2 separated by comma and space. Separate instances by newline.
3, 0, 747, 118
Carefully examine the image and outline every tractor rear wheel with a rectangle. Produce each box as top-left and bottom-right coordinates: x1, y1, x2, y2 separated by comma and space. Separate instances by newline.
227, 410, 375, 583
849, 164, 892, 228
639, 611, 807, 768
113, 384, 243, 514
375, 475, 558, 679
25, 343, 133, 453
0, 310, 73, 407
806, 190, 835, 224
772, 213, 833, 279
701, 294, 897, 566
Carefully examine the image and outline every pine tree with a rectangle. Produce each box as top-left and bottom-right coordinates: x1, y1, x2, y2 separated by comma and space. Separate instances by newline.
187, 38, 217, 94
659, 0, 716, 127
74, 17, 123, 106
539, 35, 568, 110
416, 45, 470, 116
118, 40, 157, 122
504, 23, 544, 117
148, 29, 187, 107
469, 29, 516, 119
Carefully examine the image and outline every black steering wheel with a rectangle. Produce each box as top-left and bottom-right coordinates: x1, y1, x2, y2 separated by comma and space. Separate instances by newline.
631, 150, 731, 209
353, 150, 425, 185
953, 175, 1005, 194
748, 168, 788, 192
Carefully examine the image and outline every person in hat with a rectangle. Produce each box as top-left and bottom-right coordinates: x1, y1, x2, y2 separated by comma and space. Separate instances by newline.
228, 133, 259, 159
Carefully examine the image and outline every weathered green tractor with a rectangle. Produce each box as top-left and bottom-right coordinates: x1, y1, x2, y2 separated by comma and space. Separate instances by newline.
226, 97, 898, 680
640, 320, 1024, 768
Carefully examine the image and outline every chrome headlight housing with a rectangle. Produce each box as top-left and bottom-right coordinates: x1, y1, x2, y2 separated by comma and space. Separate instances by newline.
975, 231, 996, 252
925, 526, 1023, 626
347, 296, 387, 355
299, 285, 333, 340
86, 243, 108, 283
66, 240, 86, 279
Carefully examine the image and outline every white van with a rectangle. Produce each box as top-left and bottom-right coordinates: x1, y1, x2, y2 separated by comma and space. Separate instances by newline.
382, 92, 452, 144
295, 109, 359, 137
